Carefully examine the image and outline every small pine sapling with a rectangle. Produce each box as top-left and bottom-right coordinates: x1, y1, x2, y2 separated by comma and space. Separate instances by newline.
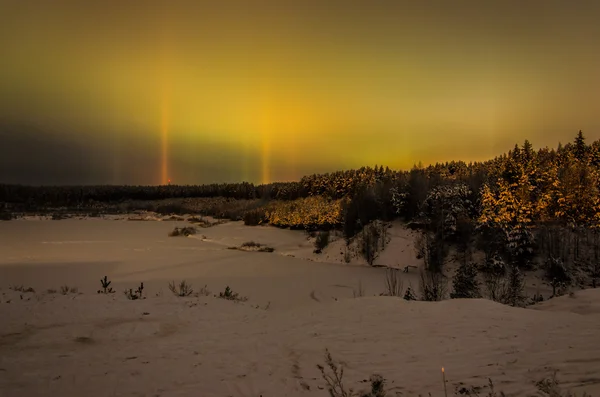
98, 276, 114, 294
124, 283, 145, 300
403, 286, 417, 301
218, 286, 248, 302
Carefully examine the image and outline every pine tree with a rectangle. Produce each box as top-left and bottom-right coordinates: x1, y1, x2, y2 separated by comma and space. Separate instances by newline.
403, 286, 417, 301
505, 264, 526, 307
574, 130, 587, 162
522, 139, 534, 164
545, 256, 572, 297
450, 261, 481, 299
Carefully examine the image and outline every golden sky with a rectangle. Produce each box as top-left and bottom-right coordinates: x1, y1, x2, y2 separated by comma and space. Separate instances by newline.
1, 1, 600, 185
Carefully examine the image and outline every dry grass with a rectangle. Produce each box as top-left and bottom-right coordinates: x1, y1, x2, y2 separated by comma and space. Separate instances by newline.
382, 268, 403, 297
168, 280, 194, 297
9, 285, 35, 293
196, 284, 211, 297
352, 280, 365, 298
124, 283, 144, 300
228, 241, 275, 253
318, 349, 593, 397
60, 285, 78, 295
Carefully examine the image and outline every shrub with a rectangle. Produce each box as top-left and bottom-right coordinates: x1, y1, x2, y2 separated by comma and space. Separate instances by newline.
124, 283, 144, 300
478, 255, 506, 276
403, 286, 417, 301
233, 241, 275, 253
315, 231, 331, 251
218, 286, 248, 302
361, 223, 381, 266
353, 280, 365, 298
10, 285, 35, 293
196, 285, 211, 296
317, 349, 591, 397
168, 226, 196, 237
383, 268, 403, 297
544, 256, 572, 297
168, 280, 193, 297
535, 371, 593, 397
243, 208, 268, 226
266, 196, 344, 229
484, 263, 526, 307
317, 349, 387, 397
60, 285, 78, 295
419, 267, 448, 301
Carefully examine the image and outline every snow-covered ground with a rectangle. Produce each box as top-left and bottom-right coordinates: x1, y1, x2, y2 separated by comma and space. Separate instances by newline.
1, 218, 599, 396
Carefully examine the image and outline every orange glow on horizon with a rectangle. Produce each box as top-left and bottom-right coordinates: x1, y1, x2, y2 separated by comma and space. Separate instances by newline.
3, 3, 600, 185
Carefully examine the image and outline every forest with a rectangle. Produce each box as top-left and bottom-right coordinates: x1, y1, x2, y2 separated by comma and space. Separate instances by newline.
2, 131, 600, 302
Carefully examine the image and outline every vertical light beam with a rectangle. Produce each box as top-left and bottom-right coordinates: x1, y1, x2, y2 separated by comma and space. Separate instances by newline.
160, 91, 170, 186
159, 15, 172, 186
259, 98, 273, 185
261, 136, 271, 185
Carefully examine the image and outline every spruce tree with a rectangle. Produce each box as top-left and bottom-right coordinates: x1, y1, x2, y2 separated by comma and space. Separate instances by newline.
505, 264, 526, 307
574, 130, 587, 161
450, 261, 481, 299
403, 286, 417, 301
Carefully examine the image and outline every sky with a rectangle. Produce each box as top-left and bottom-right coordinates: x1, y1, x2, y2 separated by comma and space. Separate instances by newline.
1, 0, 600, 186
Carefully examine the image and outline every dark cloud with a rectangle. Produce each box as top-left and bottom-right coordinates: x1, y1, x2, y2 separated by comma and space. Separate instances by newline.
0, 123, 111, 185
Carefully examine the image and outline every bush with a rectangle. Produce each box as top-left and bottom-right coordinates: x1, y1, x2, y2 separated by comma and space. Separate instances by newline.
124, 283, 144, 300
317, 349, 592, 397
317, 349, 387, 397
419, 267, 448, 301
60, 285, 78, 295
232, 241, 275, 252
315, 231, 331, 251
243, 208, 268, 226
168, 226, 196, 237
403, 286, 417, 300
168, 280, 193, 297
218, 286, 248, 302
266, 196, 344, 229
361, 224, 380, 266
383, 268, 403, 297
484, 263, 526, 307
544, 256, 572, 297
